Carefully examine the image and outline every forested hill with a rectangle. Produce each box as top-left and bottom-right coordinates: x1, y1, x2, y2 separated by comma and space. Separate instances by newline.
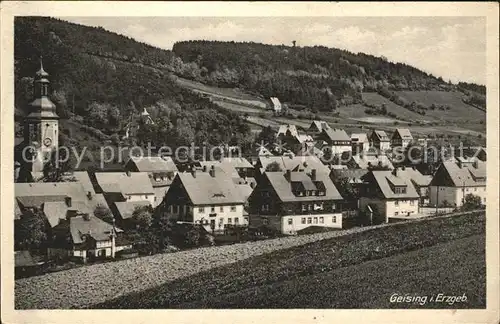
14, 17, 251, 150
171, 40, 459, 111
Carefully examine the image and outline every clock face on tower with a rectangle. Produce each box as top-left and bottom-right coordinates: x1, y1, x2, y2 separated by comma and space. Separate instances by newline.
43, 137, 52, 147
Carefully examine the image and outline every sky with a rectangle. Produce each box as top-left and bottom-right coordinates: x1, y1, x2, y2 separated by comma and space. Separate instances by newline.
62, 16, 486, 85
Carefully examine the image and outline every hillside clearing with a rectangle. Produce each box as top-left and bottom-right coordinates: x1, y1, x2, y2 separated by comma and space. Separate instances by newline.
93, 211, 484, 309
361, 92, 430, 121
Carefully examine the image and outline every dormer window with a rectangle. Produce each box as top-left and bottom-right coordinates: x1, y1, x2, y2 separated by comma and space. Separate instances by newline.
394, 186, 407, 194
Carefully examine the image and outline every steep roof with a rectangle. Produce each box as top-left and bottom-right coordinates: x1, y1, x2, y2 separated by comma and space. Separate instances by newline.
95, 172, 154, 195
115, 201, 152, 220
43, 201, 93, 228
69, 215, 122, 244
270, 97, 281, 108
72, 171, 96, 194
351, 133, 369, 143
395, 167, 432, 187
277, 124, 299, 138
127, 156, 178, 173
176, 170, 245, 205
221, 157, 253, 169
367, 170, 420, 199
309, 120, 330, 132
265, 171, 343, 202
15, 182, 89, 209
393, 128, 413, 140
372, 130, 390, 142
433, 158, 486, 187
323, 128, 350, 142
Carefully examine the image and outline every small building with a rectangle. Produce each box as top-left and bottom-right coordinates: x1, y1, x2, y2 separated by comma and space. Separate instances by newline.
49, 213, 130, 263
429, 157, 486, 208
114, 200, 152, 225
350, 133, 370, 153
394, 166, 432, 206
94, 171, 156, 206
277, 124, 299, 139
270, 97, 282, 114
307, 120, 330, 136
317, 128, 352, 156
359, 169, 420, 224
391, 128, 413, 149
160, 166, 247, 234
248, 169, 344, 235
369, 130, 391, 152
140, 108, 155, 125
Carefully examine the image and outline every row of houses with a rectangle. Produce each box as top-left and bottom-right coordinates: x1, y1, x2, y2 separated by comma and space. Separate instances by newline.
276, 120, 422, 157
15, 149, 486, 263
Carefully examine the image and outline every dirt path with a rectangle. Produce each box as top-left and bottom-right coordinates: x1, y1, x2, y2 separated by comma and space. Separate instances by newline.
15, 210, 479, 309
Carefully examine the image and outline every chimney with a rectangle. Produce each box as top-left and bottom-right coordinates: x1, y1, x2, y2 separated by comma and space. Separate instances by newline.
126, 170, 131, 177
285, 169, 291, 181
209, 166, 216, 177
87, 191, 92, 200
191, 169, 196, 178
202, 165, 207, 172
250, 182, 256, 189
65, 196, 72, 207
311, 169, 317, 181
472, 159, 478, 168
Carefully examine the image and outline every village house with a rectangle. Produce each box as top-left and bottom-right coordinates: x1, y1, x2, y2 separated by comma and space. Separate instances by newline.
350, 133, 370, 154
49, 213, 130, 263
114, 200, 153, 227
160, 166, 247, 234
391, 128, 414, 149
248, 169, 345, 235
429, 157, 486, 208
277, 124, 299, 138
270, 97, 282, 114
94, 171, 155, 206
369, 130, 391, 152
394, 166, 432, 206
316, 127, 352, 156
307, 120, 330, 136
124, 156, 178, 205
140, 107, 155, 125
359, 169, 420, 224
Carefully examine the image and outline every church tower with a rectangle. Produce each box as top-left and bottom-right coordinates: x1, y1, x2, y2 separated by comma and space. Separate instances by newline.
23, 58, 59, 175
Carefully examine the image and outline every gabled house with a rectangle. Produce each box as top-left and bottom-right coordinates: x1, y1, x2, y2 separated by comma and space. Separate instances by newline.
307, 120, 330, 136
359, 169, 420, 224
256, 154, 330, 176
277, 124, 299, 138
394, 166, 432, 206
94, 171, 155, 206
369, 130, 391, 152
350, 133, 370, 153
124, 156, 178, 205
429, 157, 486, 207
160, 166, 247, 234
140, 108, 155, 125
317, 128, 352, 156
391, 128, 413, 149
248, 169, 344, 235
49, 213, 130, 263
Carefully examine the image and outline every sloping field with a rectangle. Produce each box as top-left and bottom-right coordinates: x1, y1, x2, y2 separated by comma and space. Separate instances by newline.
94, 212, 484, 309
395, 91, 485, 121
361, 92, 430, 121
213, 100, 265, 114
175, 77, 267, 108
15, 211, 481, 309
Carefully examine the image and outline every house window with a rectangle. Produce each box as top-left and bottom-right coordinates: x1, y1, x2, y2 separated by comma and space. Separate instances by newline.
231, 206, 237, 212
262, 218, 269, 225
168, 205, 172, 213
395, 212, 399, 216
198, 207, 205, 213
145, 195, 148, 199
262, 204, 269, 212
474, 188, 477, 192
308, 204, 313, 211
307, 217, 312, 224
395, 201, 399, 206
332, 216, 337, 223
302, 204, 307, 212
319, 217, 324, 224
288, 218, 293, 225
220, 206, 224, 212
173, 205, 178, 213
331, 203, 336, 211
228, 218, 232, 224
313, 217, 318, 224
410, 200, 415, 206
234, 218, 239, 224
219, 218, 224, 225
301, 217, 306, 224
211, 206, 216, 213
